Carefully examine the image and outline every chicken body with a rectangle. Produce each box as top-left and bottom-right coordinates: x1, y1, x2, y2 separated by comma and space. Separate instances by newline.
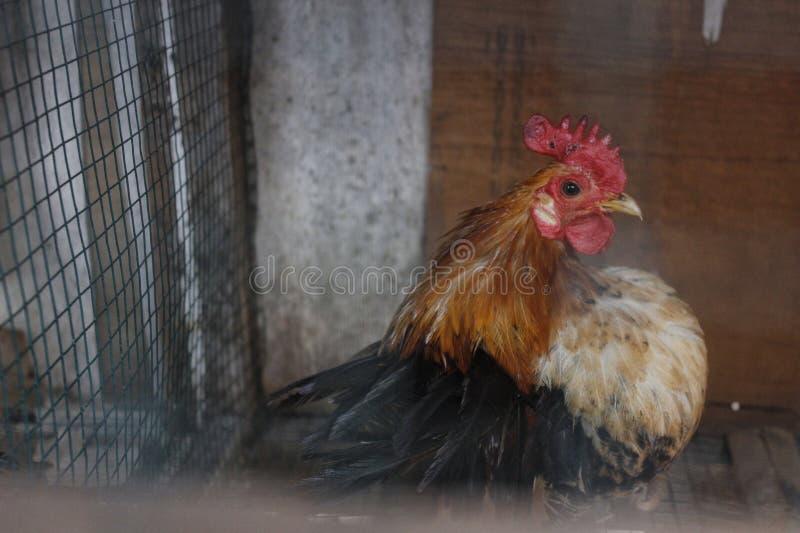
533, 265, 706, 516
271, 116, 707, 520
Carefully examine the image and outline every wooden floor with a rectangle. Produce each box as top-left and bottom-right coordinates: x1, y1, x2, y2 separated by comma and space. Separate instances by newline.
3, 405, 800, 531
606, 430, 800, 531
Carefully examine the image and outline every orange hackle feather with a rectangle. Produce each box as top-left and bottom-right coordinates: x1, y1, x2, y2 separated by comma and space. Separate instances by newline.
384, 165, 577, 391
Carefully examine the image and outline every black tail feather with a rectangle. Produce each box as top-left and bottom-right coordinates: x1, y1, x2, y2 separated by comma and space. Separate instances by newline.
267, 342, 385, 409
392, 371, 460, 455
270, 342, 673, 521
270, 344, 538, 504
329, 358, 417, 440
417, 375, 491, 493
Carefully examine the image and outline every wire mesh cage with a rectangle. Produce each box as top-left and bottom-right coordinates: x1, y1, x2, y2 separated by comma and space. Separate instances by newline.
0, 0, 258, 486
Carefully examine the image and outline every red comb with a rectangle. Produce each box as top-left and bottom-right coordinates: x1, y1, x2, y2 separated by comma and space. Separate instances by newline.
523, 114, 626, 193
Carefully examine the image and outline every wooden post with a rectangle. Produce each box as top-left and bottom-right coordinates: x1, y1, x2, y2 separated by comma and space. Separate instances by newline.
220, 0, 262, 413
134, 0, 193, 430
77, 0, 150, 402
169, 0, 258, 427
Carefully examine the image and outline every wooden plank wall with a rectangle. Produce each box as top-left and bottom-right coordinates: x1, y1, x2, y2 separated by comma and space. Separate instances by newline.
428, 0, 800, 409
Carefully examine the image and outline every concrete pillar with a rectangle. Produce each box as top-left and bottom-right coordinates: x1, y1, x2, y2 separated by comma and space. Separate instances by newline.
250, 0, 433, 390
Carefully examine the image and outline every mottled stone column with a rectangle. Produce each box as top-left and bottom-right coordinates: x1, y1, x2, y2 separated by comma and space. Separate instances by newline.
250, 0, 433, 390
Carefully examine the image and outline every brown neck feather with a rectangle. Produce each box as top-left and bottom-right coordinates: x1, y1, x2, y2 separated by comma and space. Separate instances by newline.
385, 169, 579, 391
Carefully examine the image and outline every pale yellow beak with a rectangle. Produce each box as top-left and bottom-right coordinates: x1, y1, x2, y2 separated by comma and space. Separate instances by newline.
599, 193, 643, 220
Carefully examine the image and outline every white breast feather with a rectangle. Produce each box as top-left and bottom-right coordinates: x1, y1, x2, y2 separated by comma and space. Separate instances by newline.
536, 267, 707, 448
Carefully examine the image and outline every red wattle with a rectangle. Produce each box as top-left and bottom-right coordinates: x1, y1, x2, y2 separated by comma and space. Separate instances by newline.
564, 214, 615, 255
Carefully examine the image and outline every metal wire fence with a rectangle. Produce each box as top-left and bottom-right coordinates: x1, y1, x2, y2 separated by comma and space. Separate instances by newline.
0, 0, 257, 486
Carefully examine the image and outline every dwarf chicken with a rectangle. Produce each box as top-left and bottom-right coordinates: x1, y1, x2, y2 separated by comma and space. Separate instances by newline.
270, 113, 707, 519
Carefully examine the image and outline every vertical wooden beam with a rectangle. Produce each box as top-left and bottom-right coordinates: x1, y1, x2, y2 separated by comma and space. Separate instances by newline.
1, 0, 102, 477
133, 0, 192, 429
77, 0, 149, 401
169, 0, 257, 425
220, 0, 262, 412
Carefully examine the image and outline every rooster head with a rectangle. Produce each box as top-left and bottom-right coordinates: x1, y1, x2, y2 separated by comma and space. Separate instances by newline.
523, 113, 641, 255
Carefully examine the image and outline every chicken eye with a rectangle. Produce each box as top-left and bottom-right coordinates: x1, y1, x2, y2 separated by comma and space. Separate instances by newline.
561, 181, 581, 197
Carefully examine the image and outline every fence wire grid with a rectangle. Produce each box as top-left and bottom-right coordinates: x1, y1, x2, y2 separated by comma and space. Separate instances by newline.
0, 0, 257, 486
